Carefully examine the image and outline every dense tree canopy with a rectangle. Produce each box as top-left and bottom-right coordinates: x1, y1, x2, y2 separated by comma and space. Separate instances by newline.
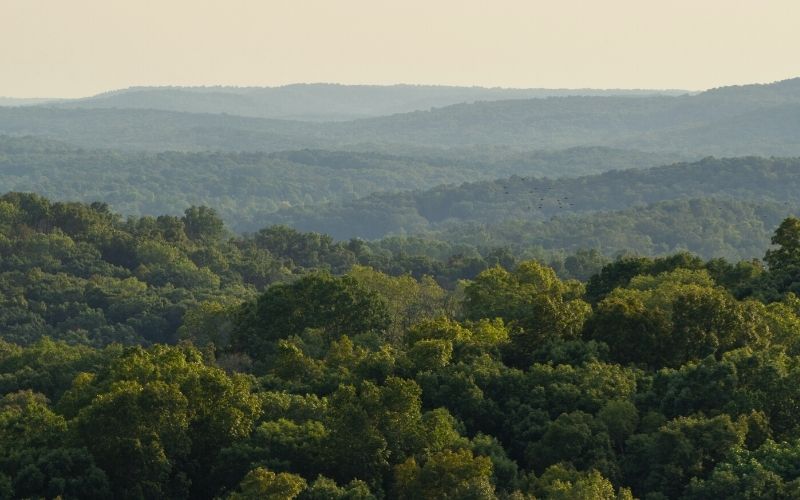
2, 195, 800, 498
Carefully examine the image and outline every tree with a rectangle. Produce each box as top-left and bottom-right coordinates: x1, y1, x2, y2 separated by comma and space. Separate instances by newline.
533, 465, 633, 500
763, 217, 800, 297
463, 262, 590, 366
588, 269, 772, 368
303, 475, 375, 499
598, 400, 639, 452
525, 411, 616, 478
623, 414, 745, 498
183, 206, 226, 242
229, 467, 306, 500
348, 265, 447, 343
231, 272, 390, 364
683, 439, 800, 499
0, 391, 110, 499
765, 217, 800, 271
393, 449, 496, 500
71, 345, 261, 499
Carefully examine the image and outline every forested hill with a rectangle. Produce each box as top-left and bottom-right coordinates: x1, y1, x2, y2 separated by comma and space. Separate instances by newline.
330, 78, 800, 154
262, 156, 800, 240
0, 78, 798, 154
431, 198, 797, 261
0, 107, 315, 152
43, 84, 687, 121
3, 141, 797, 260
700, 76, 800, 103
5, 190, 800, 498
0, 136, 685, 228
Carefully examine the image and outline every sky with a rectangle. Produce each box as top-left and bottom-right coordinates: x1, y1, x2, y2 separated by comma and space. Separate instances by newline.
2, 0, 798, 98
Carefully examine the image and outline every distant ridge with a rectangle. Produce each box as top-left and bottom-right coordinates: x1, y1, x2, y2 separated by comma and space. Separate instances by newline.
701, 77, 800, 99
0, 97, 57, 106
0, 77, 797, 155
39, 83, 689, 121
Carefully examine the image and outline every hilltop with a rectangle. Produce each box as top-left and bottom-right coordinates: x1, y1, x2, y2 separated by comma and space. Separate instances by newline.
38, 83, 687, 121
0, 78, 795, 155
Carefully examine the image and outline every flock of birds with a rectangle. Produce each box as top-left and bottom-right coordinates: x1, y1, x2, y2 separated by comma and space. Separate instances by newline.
497, 177, 576, 213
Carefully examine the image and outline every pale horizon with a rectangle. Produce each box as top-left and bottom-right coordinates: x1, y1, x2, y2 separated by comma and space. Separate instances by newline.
2, 0, 799, 98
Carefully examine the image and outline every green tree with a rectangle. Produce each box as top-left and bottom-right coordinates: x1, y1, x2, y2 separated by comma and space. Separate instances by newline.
302, 475, 375, 499
0, 391, 110, 499
183, 206, 226, 242
623, 414, 745, 498
71, 345, 261, 499
229, 467, 307, 500
534, 464, 633, 500
393, 448, 496, 500
765, 217, 800, 271
232, 272, 390, 364
348, 265, 447, 343
463, 261, 590, 366
588, 269, 772, 368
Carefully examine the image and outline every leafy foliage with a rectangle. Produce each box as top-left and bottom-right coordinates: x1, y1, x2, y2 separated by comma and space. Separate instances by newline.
3, 198, 800, 498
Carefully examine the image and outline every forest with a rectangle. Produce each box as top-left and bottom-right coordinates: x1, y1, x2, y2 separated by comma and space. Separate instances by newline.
2, 193, 800, 498
7, 135, 800, 261
2, 75, 800, 499
256, 157, 800, 260
0, 136, 684, 231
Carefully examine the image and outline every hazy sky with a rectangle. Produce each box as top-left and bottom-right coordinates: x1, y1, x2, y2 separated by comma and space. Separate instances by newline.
2, 0, 798, 97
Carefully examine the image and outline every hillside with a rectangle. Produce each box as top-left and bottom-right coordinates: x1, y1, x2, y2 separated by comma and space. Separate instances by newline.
0, 136, 684, 230
0, 78, 798, 154
329, 79, 800, 153
262, 156, 800, 238
0, 107, 317, 151
4, 138, 796, 260
430, 198, 795, 261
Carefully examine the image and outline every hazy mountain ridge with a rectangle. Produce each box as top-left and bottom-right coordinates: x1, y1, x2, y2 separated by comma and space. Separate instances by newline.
40, 83, 690, 121
0, 97, 57, 106
0, 77, 797, 154
700, 77, 800, 102
329, 79, 800, 152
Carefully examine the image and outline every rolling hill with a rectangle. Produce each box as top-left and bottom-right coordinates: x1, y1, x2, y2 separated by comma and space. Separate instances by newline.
42, 83, 688, 121
0, 136, 683, 230
261, 156, 800, 241
0, 78, 797, 155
